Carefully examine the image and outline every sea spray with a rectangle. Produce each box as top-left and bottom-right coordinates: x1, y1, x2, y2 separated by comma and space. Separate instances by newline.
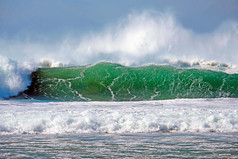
0, 55, 34, 98
1, 11, 238, 67
1, 11, 238, 98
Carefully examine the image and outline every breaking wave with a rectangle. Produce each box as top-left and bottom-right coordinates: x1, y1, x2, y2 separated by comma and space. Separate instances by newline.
14, 62, 238, 101
1, 11, 238, 98
0, 55, 34, 98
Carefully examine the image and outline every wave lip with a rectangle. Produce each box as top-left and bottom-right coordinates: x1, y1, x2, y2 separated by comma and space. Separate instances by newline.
19, 62, 238, 101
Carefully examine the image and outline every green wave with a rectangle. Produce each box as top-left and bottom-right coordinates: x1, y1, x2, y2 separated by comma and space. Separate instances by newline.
22, 62, 238, 101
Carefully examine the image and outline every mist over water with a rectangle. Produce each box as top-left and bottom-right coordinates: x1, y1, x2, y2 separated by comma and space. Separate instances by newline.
1, 11, 238, 66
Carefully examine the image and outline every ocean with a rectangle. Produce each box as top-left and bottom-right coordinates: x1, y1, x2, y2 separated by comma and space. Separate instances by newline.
0, 99, 238, 158
0, 55, 238, 159
1, 5, 238, 158
1, 133, 238, 158
13, 62, 238, 101
0, 98, 238, 158
1, 60, 238, 158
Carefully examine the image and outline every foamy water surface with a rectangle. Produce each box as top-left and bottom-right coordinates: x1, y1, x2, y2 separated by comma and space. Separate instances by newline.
1, 98, 237, 134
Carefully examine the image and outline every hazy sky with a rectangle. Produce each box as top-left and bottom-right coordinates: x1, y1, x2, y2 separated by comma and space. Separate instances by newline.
1, 0, 238, 38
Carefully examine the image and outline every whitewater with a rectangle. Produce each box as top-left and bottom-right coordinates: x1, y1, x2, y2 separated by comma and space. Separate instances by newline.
1, 99, 238, 134
1, 99, 238, 158
1, 11, 238, 158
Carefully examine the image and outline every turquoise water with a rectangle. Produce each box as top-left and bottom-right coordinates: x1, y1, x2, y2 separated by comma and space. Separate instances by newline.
18, 63, 238, 101
1, 133, 238, 158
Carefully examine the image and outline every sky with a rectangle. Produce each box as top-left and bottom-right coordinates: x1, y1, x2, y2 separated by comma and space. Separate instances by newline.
0, 0, 238, 66
1, 0, 238, 37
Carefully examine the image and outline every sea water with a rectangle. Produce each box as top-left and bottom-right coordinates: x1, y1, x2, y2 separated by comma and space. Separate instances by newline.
1, 58, 238, 158
19, 63, 238, 101
1, 10, 238, 158
0, 98, 238, 158
1, 133, 238, 158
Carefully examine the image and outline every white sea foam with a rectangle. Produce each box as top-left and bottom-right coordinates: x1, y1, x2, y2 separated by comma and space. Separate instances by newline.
0, 55, 34, 98
0, 98, 237, 134
0, 56, 65, 98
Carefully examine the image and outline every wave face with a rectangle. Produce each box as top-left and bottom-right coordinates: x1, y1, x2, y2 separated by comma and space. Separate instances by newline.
20, 62, 238, 101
